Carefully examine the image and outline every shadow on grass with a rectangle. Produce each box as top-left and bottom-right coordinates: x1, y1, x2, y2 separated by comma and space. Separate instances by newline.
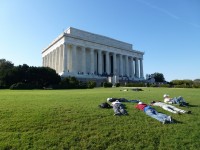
172, 119, 183, 124
187, 104, 199, 107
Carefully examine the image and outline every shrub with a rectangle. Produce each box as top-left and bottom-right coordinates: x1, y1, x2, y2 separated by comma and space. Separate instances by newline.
174, 84, 186, 88
160, 84, 170, 88
125, 82, 145, 87
78, 81, 87, 89
87, 81, 96, 89
193, 83, 200, 88
150, 84, 159, 87
0, 85, 7, 89
10, 82, 35, 90
115, 83, 120, 87
103, 82, 112, 88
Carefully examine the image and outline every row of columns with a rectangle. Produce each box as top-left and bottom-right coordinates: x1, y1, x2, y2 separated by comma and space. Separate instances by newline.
43, 43, 144, 79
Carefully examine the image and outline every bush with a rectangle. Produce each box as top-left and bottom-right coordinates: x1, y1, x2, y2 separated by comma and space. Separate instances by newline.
10, 82, 35, 90
87, 81, 96, 89
0, 85, 7, 89
193, 83, 200, 88
58, 77, 79, 89
103, 82, 112, 88
125, 82, 145, 87
149, 84, 159, 87
115, 83, 120, 87
174, 85, 186, 88
78, 81, 87, 89
54, 77, 96, 89
160, 84, 170, 88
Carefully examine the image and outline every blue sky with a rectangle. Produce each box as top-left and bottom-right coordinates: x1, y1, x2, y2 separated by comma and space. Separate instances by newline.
0, 0, 199, 81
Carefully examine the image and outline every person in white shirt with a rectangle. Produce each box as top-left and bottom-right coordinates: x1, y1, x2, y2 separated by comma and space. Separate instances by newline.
163, 94, 189, 106
151, 101, 191, 114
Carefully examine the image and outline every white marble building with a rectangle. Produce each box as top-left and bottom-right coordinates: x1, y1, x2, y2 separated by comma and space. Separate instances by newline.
42, 27, 144, 81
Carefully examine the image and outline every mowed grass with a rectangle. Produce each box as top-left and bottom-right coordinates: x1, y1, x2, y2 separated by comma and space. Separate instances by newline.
0, 88, 200, 150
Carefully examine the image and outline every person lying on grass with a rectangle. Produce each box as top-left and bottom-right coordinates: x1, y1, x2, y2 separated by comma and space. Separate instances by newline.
99, 102, 112, 109
150, 101, 191, 114
163, 94, 189, 107
107, 97, 140, 103
135, 102, 173, 124
111, 100, 128, 116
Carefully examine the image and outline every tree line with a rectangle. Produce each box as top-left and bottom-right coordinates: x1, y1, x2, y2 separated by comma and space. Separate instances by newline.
1, 59, 199, 89
0, 59, 96, 89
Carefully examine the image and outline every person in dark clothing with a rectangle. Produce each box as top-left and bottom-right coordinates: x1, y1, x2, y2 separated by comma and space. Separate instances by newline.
107, 97, 140, 103
99, 102, 112, 108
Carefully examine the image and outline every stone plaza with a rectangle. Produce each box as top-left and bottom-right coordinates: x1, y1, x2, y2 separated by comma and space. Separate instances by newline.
42, 27, 144, 83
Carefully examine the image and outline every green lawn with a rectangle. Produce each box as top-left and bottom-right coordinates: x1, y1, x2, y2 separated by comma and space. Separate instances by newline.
0, 88, 200, 150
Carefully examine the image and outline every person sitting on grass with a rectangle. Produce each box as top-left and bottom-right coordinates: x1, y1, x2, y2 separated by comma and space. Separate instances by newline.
107, 97, 140, 103
163, 94, 189, 107
135, 102, 173, 124
150, 101, 191, 114
111, 100, 128, 116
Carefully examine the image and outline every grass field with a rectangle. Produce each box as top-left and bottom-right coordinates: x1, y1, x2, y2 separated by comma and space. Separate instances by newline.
0, 87, 200, 150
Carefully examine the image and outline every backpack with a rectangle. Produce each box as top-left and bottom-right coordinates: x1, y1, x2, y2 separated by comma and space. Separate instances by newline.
99, 102, 112, 108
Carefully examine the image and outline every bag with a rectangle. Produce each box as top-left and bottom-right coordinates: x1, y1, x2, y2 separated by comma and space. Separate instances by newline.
99, 102, 112, 108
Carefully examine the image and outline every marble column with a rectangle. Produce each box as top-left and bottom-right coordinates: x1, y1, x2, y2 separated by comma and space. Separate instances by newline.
125, 55, 129, 76
48, 53, 51, 68
47, 54, 49, 67
46, 56, 48, 67
140, 58, 144, 78
90, 48, 94, 74
71, 45, 77, 73
98, 50, 102, 75
135, 57, 139, 78
119, 54, 123, 76
58, 46, 61, 73
67, 45, 71, 72
106, 51, 110, 74
81, 46, 86, 74
63, 43, 68, 73
54, 48, 58, 73
113, 53, 117, 75
60, 46, 64, 72
53, 50, 56, 70
50, 52, 53, 68
130, 57, 134, 78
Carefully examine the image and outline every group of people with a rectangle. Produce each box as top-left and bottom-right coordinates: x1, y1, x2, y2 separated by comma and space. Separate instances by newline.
101, 94, 191, 124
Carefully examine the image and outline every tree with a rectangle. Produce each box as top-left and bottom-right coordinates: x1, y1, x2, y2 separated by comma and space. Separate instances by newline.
35, 67, 61, 87
0, 59, 14, 69
152, 72, 165, 82
0, 59, 14, 87
0, 59, 61, 88
194, 79, 200, 82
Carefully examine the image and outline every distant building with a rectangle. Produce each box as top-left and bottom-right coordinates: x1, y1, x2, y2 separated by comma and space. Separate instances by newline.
42, 27, 144, 82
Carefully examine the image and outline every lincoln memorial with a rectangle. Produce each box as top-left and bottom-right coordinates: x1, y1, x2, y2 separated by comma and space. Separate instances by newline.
42, 27, 144, 83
